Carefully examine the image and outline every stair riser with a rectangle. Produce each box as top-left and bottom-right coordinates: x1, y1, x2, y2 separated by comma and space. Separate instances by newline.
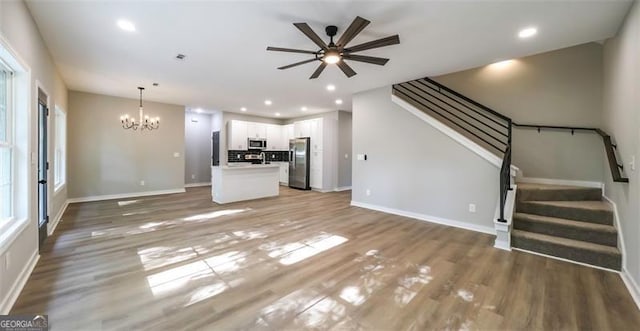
517, 188, 602, 202
512, 236, 621, 270
517, 202, 613, 225
513, 218, 617, 247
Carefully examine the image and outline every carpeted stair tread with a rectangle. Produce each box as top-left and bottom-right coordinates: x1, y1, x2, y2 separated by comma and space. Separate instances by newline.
517, 200, 613, 225
516, 183, 602, 201
513, 212, 617, 246
514, 212, 616, 233
512, 230, 621, 270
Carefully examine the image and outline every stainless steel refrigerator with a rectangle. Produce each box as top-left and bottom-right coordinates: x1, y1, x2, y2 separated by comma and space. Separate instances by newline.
289, 137, 310, 190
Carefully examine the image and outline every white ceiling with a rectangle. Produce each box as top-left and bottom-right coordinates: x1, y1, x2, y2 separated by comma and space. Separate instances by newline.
26, 0, 631, 119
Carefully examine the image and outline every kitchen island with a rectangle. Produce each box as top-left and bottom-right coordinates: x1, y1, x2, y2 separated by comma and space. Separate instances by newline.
211, 163, 280, 204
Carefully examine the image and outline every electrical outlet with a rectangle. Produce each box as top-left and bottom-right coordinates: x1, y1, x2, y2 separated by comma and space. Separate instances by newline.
366, 189, 371, 196
469, 204, 476, 213
236, 154, 241, 159
5, 252, 10, 270
173, 152, 180, 158
191, 174, 196, 180
631, 156, 636, 171
345, 154, 349, 159
140, 180, 145, 186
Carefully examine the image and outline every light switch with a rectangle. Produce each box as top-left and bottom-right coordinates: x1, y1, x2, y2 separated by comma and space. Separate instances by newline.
631, 156, 636, 171
357, 154, 365, 161
173, 152, 180, 158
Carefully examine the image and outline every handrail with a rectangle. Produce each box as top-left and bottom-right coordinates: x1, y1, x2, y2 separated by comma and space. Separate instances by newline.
392, 76, 629, 226
513, 124, 628, 183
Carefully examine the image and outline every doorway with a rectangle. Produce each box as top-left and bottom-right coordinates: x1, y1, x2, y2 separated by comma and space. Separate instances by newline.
37, 88, 49, 249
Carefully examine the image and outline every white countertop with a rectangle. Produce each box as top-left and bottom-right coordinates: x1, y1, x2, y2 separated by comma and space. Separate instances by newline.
220, 163, 281, 170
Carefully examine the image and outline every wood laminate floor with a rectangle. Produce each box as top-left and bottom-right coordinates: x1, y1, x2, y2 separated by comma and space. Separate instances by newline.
12, 187, 640, 330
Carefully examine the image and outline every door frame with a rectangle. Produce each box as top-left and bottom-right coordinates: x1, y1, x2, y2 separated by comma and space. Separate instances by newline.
35, 81, 51, 247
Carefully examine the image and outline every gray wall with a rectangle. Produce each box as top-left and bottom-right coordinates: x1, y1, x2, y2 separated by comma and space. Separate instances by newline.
352, 86, 498, 232
338, 111, 352, 188
184, 112, 212, 185
434, 43, 605, 182
602, 1, 640, 289
68, 91, 185, 198
0, 0, 68, 312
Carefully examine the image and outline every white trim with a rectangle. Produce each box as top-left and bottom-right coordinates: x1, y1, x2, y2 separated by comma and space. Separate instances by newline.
512, 247, 619, 273
350, 200, 495, 235
0, 250, 39, 314
334, 186, 352, 192
392, 94, 518, 176
602, 195, 627, 273
621, 267, 640, 311
53, 182, 66, 193
184, 182, 211, 188
493, 184, 517, 251
67, 188, 186, 203
47, 200, 68, 235
517, 176, 603, 189
0, 217, 29, 256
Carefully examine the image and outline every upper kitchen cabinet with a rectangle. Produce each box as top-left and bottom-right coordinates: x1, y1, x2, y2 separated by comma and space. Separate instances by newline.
227, 120, 248, 150
266, 124, 284, 150
294, 120, 311, 138
309, 118, 323, 151
247, 122, 267, 139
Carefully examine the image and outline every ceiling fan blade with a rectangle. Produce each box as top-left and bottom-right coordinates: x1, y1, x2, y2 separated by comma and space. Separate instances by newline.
293, 22, 328, 50
336, 61, 357, 78
267, 46, 318, 55
344, 35, 400, 53
278, 58, 318, 70
343, 54, 389, 66
309, 62, 327, 79
336, 16, 370, 48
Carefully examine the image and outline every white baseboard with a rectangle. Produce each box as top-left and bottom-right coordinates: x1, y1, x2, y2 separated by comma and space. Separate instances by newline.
0, 250, 39, 314
185, 182, 211, 188
602, 195, 627, 272
517, 176, 603, 189
334, 186, 352, 192
350, 200, 495, 235
67, 188, 186, 203
47, 200, 69, 235
621, 267, 640, 311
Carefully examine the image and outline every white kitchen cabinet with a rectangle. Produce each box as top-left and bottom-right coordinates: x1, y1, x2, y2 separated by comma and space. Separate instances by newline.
310, 150, 323, 189
247, 122, 267, 139
227, 120, 248, 150
283, 124, 294, 148
278, 162, 289, 185
266, 124, 283, 150
309, 118, 323, 151
294, 120, 311, 138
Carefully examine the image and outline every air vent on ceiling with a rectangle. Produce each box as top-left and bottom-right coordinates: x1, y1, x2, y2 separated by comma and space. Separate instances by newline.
176, 54, 186, 60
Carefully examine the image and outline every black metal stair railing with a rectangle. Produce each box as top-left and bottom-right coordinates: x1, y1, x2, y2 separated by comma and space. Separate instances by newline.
392, 77, 628, 224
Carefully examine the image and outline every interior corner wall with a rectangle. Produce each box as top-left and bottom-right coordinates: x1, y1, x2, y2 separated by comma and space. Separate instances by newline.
184, 112, 212, 185
0, 0, 68, 313
352, 86, 498, 232
338, 111, 352, 188
67, 91, 185, 199
433, 43, 605, 182
602, 1, 640, 288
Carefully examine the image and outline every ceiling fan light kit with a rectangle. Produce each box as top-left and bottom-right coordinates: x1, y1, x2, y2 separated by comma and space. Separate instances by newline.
267, 16, 400, 79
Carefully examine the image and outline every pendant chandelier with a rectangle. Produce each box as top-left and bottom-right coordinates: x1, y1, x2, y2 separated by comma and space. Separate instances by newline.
120, 87, 159, 131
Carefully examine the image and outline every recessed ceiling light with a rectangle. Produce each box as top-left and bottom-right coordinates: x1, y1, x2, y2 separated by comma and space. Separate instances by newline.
275, 112, 281, 117
264, 100, 272, 106
301, 106, 307, 111
240, 107, 247, 112
518, 27, 537, 39
326, 84, 336, 91
335, 99, 343, 105
195, 108, 203, 113
117, 19, 136, 32
488, 60, 515, 69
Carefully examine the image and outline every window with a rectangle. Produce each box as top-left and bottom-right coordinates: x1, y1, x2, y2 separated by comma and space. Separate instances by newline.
54, 106, 66, 190
0, 60, 13, 222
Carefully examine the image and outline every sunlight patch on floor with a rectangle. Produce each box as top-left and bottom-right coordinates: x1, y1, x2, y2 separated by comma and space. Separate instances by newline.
183, 208, 249, 221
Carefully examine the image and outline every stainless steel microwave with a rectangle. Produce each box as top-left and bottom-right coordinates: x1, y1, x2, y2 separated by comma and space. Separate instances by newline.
248, 138, 267, 150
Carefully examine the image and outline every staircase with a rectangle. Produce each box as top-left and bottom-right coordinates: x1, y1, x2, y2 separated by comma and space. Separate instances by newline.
512, 183, 621, 270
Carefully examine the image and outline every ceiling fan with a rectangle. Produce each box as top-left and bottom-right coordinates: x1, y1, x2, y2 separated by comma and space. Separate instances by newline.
267, 16, 400, 79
